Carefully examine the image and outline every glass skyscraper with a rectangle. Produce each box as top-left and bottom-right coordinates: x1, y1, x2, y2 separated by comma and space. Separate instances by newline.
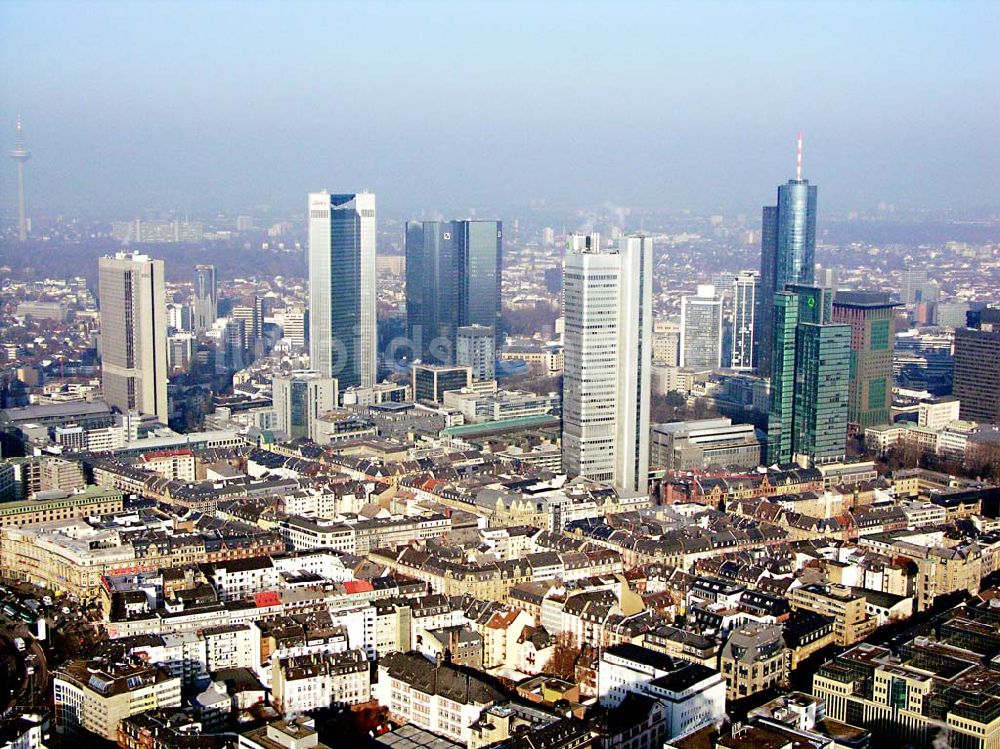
192, 264, 217, 333
767, 284, 850, 465
793, 323, 851, 463
405, 219, 502, 364
767, 291, 799, 464
730, 271, 759, 370
308, 192, 377, 391
757, 178, 818, 376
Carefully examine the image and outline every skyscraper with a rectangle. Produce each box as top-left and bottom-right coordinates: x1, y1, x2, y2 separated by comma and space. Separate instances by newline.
680, 285, 724, 369
731, 271, 759, 370
831, 291, 899, 429
766, 291, 799, 464
900, 268, 940, 306
405, 219, 502, 363
766, 284, 850, 465
954, 309, 1000, 425
792, 323, 851, 463
99, 252, 168, 423
756, 137, 818, 376
8, 116, 30, 242
562, 234, 652, 493
308, 191, 377, 391
456, 324, 496, 382
192, 264, 217, 332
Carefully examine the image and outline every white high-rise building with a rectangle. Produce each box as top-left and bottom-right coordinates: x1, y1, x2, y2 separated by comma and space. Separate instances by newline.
272, 370, 338, 441
99, 252, 168, 423
680, 285, 723, 369
731, 271, 759, 370
562, 234, 652, 493
279, 307, 307, 349
308, 191, 377, 391
456, 324, 495, 382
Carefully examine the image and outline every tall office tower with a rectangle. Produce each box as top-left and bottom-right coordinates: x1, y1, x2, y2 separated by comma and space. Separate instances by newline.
281, 307, 307, 349
900, 268, 940, 305
9, 116, 30, 242
167, 302, 192, 332
231, 295, 264, 354
767, 292, 800, 464
766, 284, 850, 465
309, 191, 377, 390
220, 319, 246, 372
98, 252, 168, 423
953, 309, 1000, 425
731, 271, 759, 370
272, 371, 338, 441
405, 219, 503, 364
192, 265, 217, 332
456, 325, 495, 382
756, 136, 818, 376
831, 292, 899, 429
562, 234, 652, 493
817, 266, 840, 290
680, 285, 723, 368
792, 323, 851, 462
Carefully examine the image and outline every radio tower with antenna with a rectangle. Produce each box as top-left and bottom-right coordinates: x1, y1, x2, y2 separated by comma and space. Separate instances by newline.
9, 116, 31, 242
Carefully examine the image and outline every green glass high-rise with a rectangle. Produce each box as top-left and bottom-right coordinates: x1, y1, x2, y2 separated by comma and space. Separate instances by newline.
767, 284, 851, 465
793, 323, 851, 462
767, 292, 799, 464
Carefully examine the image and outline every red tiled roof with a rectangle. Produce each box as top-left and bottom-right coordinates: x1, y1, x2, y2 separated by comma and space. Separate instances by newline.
254, 591, 281, 608
344, 580, 374, 595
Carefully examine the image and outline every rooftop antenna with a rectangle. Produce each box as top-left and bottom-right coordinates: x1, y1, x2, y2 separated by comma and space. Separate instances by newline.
796, 131, 803, 181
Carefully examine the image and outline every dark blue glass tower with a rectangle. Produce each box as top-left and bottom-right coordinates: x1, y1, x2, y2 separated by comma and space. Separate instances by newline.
756, 178, 818, 376
406, 220, 502, 365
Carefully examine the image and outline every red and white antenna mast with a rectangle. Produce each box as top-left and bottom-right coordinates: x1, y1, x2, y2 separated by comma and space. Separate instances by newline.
796, 131, 803, 180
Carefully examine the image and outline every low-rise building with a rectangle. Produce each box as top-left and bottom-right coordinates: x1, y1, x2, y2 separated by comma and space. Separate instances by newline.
54, 659, 181, 741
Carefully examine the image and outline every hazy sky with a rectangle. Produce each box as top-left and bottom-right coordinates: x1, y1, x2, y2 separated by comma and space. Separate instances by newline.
1, 0, 998, 220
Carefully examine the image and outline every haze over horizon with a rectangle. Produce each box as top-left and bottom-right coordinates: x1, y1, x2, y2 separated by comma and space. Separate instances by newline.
1, 0, 999, 221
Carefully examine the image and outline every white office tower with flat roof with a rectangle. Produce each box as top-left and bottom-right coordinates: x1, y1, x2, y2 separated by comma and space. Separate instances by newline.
731, 271, 759, 370
308, 191, 377, 391
272, 370, 338, 442
680, 285, 724, 369
562, 234, 652, 493
99, 251, 168, 424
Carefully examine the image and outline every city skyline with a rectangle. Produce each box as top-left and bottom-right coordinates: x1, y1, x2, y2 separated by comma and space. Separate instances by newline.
2, 1, 1000, 220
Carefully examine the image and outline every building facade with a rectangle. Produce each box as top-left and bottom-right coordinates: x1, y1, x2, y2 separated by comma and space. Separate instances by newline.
756, 176, 818, 376
954, 325, 1000, 426
768, 285, 850, 465
308, 191, 377, 390
192, 264, 217, 333
731, 271, 759, 370
271, 371, 338, 441
680, 285, 723, 369
562, 234, 652, 493
831, 292, 898, 429
456, 324, 496, 382
405, 220, 503, 364
99, 252, 168, 423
